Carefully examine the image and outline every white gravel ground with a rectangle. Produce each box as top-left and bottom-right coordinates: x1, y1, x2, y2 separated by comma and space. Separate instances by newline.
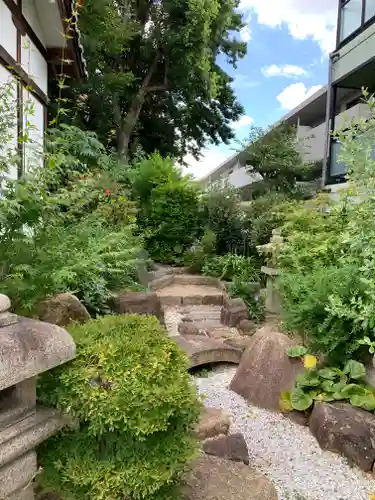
194, 365, 375, 500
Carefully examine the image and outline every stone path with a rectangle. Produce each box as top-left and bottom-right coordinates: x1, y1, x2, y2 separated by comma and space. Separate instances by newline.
195, 366, 375, 500
151, 272, 250, 368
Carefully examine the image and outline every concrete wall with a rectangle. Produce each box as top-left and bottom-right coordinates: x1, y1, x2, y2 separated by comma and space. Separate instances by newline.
332, 22, 375, 84
228, 164, 258, 189
296, 102, 371, 165
334, 102, 371, 129
297, 122, 326, 163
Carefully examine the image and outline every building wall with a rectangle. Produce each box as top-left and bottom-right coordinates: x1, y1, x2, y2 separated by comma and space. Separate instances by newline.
0, 0, 47, 178
297, 122, 326, 163
228, 164, 256, 189
296, 101, 371, 166
332, 22, 375, 84
0, 1, 17, 60
0, 65, 18, 181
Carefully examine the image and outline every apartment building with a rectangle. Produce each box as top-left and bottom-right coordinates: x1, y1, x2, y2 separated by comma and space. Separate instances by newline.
324, 0, 375, 185
199, 152, 262, 189
202, 1, 375, 191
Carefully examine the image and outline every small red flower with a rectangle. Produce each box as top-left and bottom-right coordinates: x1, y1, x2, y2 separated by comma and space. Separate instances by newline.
105, 189, 111, 196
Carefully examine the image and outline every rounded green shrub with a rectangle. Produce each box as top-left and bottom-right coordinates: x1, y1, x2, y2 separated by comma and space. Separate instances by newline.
37, 314, 200, 500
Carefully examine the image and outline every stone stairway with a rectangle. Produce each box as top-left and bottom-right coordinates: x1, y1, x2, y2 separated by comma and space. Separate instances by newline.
150, 272, 251, 368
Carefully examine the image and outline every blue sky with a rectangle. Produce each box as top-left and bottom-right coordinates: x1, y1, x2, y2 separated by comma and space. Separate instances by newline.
185, 0, 338, 178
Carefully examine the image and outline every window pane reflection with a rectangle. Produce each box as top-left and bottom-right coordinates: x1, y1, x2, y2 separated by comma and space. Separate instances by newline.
365, 0, 375, 21
341, 0, 362, 40
330, 141, 347, 177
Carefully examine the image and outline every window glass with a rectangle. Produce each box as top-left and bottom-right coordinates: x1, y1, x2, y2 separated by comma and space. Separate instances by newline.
330, 140, 348, 177
365, 0, 375, 21
340, 0, 362, 40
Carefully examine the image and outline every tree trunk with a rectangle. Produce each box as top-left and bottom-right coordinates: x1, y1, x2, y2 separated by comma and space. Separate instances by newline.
113, 51, 168, 162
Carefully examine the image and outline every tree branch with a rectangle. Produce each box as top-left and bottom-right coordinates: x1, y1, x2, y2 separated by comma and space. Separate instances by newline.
145, 84, 168, 93
143, 52, 169, 93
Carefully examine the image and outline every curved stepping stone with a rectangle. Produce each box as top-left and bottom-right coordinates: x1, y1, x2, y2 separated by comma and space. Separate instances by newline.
172, 335, 242, 368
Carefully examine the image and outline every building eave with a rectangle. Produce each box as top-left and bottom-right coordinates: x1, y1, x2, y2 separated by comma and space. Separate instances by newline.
56, 0, 88, 80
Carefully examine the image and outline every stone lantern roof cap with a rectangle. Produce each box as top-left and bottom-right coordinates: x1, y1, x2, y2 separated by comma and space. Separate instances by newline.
0, 295, 75, 391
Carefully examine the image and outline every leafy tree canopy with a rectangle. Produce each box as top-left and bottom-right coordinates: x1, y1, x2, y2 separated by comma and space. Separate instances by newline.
71, 0, 246, 163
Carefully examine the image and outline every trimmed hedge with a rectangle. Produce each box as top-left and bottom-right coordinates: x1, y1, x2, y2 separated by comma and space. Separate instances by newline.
37, 314, 200, 500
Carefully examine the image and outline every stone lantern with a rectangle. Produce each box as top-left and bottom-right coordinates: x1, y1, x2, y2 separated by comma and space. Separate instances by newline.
256, 228, 284, 317
0, 294, 76, 499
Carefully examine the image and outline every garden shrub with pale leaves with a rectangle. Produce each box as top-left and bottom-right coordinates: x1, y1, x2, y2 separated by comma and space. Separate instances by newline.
37, 314, 200, 500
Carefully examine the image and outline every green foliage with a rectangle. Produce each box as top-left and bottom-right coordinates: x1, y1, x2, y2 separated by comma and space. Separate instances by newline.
0, 80, 18, 176
184, 229, 217, 273
277, 98, 375, 363
202, 182, 246, 255
358, 336, 375, 355
0, 85, 142, 315
37, 314, 200, 500
202, 253, 260, 282
242, 192, 299, 252
283, 360, 375, 413
243, 122, 320, 192
287, 346, 308, 358
228, 279, 265, 322
131, 153, 202, 263
72, 0, 246, 160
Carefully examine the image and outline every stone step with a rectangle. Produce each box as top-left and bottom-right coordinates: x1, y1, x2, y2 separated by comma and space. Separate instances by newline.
179, 306, 222, 321
157, 284, 223, 307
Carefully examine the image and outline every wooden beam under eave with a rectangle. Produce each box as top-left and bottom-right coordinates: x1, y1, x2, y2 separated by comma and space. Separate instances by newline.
0, 44, 48, 106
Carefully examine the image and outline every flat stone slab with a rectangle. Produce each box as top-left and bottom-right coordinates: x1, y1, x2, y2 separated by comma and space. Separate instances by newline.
183, 455, 278, 500
157, 284, 223, 306
173, 335, 242, 368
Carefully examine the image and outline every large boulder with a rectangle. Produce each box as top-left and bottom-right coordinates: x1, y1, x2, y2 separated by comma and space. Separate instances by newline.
194, 408, 230, 440
202, 433, 249, 465
183, 455, 278, 500
112, 291, 164, 324
229, 326, 303, 410
37, 293, 90, 327
309, 402, 375, 472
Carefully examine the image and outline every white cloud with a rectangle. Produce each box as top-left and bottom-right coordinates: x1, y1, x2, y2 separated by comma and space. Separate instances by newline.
239, 25, 252, 42
262, 64, 308, 78
277, 82, 323, 110
183, 148, 230, 179
232, 115, 254, 130
232, 74, 260, 89
239, 0, 337, 54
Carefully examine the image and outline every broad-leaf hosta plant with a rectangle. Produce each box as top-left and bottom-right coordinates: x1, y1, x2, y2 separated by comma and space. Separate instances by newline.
281, 347, 375, 413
